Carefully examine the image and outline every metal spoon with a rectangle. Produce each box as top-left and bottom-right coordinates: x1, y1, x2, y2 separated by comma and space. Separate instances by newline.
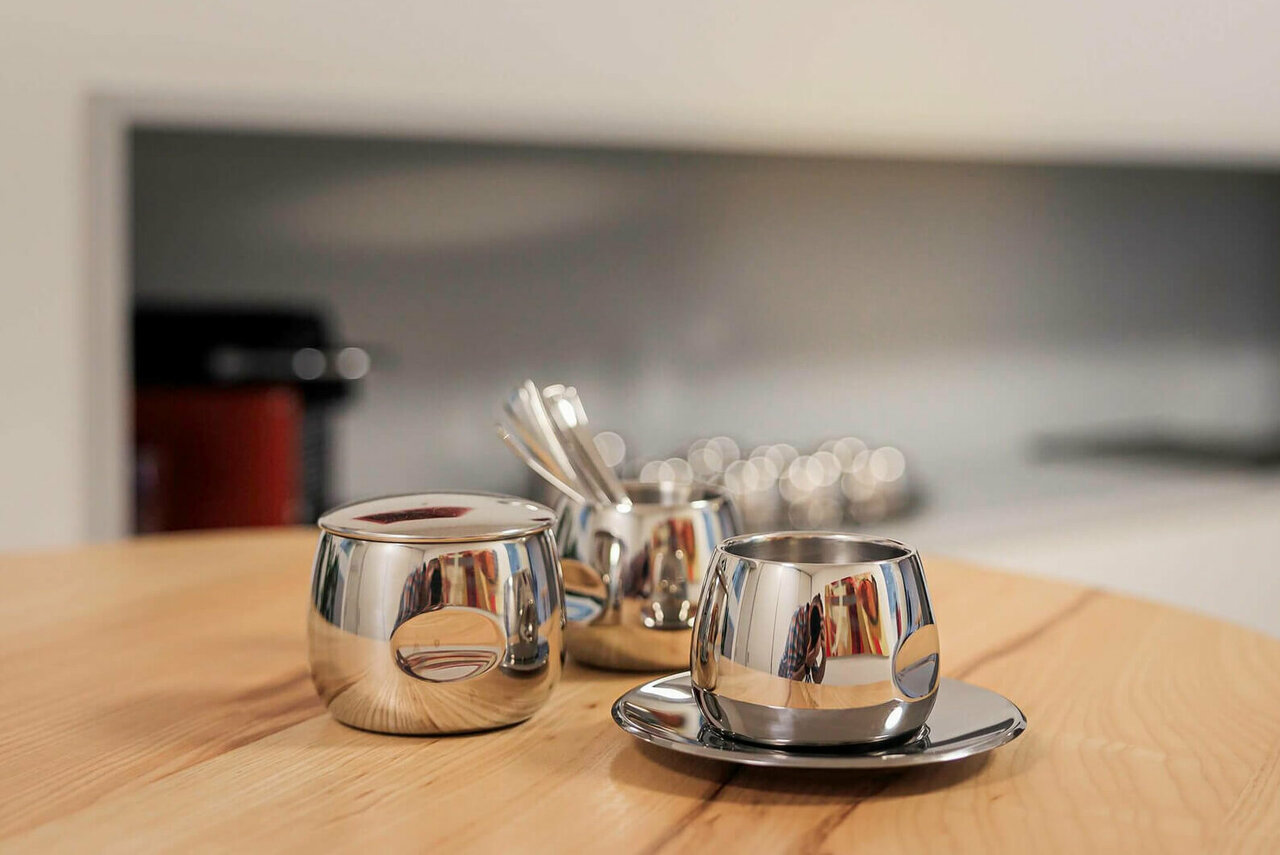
500, 398, 573, 487
544, 385, 630, 507
541, 385, 613, 505
516, 380, 585, 496
495, 424, 591, 506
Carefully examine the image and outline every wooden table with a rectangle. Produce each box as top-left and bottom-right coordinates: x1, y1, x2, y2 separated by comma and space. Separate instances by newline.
2, 529, 1277, 853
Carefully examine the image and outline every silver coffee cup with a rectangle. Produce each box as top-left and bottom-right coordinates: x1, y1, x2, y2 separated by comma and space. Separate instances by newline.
557, 481, 741, 671
308, 492, 565, 734
691, 532, 939, 746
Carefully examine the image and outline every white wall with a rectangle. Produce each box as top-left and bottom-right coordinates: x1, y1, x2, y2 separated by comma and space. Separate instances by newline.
4, 1, 1280, 548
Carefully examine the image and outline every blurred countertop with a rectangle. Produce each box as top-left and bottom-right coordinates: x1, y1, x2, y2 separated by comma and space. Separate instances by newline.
877, 457, 1280, 638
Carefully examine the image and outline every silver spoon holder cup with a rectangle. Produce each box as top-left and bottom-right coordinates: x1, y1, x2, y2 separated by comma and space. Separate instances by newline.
557, 482, 741, 671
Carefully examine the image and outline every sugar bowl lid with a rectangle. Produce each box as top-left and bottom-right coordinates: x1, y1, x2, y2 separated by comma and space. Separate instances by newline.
318, 491, 556, 544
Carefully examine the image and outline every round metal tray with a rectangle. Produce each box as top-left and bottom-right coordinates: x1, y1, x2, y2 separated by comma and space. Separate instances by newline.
612, 672, 1026, 769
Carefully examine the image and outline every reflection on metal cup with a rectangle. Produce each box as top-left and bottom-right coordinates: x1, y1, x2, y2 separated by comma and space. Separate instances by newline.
308, 492, 565, 734
557, 481, 741, 671
691, 531, 939, 747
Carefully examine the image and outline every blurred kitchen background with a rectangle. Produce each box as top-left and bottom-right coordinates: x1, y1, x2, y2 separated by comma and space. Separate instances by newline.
129, 130, 1280, 636
4, 3, 1279, 636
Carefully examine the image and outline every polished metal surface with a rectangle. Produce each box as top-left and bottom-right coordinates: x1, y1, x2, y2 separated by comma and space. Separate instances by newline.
543, 384, 631, 506
539, 389, 614, 506
496, 423, 591, 506
557, 481, 741, 671
309, 492, 565, 734
692, 532, 939, 746
613, 672, 1022, 768
518, 380, 594, 499
497, 379, 611, 506
318, 491, 557, 543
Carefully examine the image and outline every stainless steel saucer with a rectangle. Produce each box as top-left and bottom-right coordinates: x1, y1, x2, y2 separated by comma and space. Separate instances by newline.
612, 672, 1025, 769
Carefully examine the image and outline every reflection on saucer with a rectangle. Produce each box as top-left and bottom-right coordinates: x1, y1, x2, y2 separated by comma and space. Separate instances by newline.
612, 672, 1026, 769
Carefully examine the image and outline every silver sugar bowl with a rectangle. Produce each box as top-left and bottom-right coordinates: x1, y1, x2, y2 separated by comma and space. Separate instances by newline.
308, 492, 565, 734
557, 481, 741, 671
691, 532, 939, 746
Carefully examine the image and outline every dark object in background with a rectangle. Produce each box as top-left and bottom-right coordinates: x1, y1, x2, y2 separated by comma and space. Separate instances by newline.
1034, 429, 1280, 469
133, 305, 366, 532
135, 387, 302, 530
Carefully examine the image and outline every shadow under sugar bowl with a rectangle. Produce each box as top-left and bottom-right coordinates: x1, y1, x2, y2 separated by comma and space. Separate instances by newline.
308, 492, 565, 734
556, 481, 741, 671
691, 532, 939, 747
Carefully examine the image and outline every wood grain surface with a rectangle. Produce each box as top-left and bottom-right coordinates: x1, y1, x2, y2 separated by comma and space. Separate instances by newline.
1, 528, 1277, 853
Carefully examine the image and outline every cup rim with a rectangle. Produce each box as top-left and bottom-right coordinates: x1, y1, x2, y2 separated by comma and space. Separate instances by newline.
718, 531, 916, 566
605, 480, 730, 512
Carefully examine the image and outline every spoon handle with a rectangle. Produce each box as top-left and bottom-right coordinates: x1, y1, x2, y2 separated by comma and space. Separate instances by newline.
495, 424, 590, 506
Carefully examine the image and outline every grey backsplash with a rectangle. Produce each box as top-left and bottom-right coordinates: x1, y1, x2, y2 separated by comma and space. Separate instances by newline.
132, 130, 1280, 503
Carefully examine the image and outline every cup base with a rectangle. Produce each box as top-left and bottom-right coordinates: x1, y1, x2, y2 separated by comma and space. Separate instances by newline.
693, 685, 935, 748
